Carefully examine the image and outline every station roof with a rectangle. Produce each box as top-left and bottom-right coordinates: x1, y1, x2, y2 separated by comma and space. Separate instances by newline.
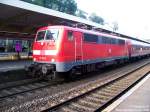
0, 0, 149, 44
0, 0, 105, 34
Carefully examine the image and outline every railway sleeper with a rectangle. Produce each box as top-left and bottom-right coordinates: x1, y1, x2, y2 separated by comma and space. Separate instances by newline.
92, 93, 110, 102
86, 96, 104, 104
97, 91, 116, 97
101, 87, 119, 94
60, 107, 78, 112
70, 102, 95, 112
78, 99, 100, 107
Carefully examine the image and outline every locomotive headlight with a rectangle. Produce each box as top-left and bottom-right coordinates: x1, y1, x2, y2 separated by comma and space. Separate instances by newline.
51, 58, 55, 62
33, 58, 36, 61
41, 42, 43, 45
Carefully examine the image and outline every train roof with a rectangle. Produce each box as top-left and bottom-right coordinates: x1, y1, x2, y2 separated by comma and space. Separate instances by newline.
42, 25, 150, 45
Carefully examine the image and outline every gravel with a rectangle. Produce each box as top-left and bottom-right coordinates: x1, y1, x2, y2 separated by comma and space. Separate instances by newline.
0, 58, 149, 112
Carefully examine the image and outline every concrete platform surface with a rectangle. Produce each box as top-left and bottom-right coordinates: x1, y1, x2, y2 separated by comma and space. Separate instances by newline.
0, 60, 32, 72
104, 74, 150, 112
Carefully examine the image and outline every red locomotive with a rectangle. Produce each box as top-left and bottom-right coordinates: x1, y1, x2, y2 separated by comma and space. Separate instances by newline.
27, 25, 150, 78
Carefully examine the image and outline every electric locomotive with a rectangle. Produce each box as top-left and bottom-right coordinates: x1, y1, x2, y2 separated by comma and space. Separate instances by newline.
26, 25, 150, 79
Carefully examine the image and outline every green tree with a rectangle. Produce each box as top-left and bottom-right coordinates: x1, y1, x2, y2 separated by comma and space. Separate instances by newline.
89, 13, 104, 25
21, 0, 77, 15
76, 9, 87, 19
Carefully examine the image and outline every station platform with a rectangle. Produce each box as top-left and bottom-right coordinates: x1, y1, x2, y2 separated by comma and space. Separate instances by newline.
103, 74, 150, 112
0, 60, 32, 72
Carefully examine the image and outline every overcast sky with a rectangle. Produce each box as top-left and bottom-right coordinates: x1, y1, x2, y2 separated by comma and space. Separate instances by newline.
75, 0, 150, 40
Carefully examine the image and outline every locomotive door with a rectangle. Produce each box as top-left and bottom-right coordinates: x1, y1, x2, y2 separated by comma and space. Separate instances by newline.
74, 31, 83, 62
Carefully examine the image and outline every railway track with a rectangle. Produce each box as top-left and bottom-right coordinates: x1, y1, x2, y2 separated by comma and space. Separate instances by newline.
0, 78, 63, 100
44, 62, 150, 112
0, 78, 41, 90
0, 58, 150, 112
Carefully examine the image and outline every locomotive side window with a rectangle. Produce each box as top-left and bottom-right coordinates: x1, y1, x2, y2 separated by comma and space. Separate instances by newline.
102, 36, 111, 44
68, 31, 74, 41
36, 31, 46, 41
101, 36, 123, 45
84, 33, 98, 43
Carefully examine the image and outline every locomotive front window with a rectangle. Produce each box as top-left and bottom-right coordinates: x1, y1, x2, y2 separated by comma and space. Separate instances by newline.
36, 29, 59, 41
36, 31, 46, 41
45, 29, 59, 40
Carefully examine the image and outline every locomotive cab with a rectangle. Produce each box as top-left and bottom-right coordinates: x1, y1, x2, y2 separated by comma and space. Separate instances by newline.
28, 26, 62, 78
33, 27, 59, 62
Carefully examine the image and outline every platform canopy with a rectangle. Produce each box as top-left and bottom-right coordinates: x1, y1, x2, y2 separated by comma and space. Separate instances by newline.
0, 0, 149, 43
0, 0, 107, 34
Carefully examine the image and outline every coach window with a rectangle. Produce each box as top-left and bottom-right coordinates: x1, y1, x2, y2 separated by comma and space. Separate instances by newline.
118, 39, 125, 45
102, 36, 106, 44
107, 37, 112, 44
68, 31, 74, 41
98, 36, 102, 43
102, 36, 111, 44
111, 38, 117, 44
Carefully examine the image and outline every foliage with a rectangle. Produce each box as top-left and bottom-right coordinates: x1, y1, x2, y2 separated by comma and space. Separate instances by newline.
21, 0, 77, 15
89, 13, 104, 25
21, 0, 108, 26
76, 10, 87, 19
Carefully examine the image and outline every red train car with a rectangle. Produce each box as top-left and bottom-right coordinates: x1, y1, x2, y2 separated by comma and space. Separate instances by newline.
129, 39, 150, 57
27, 25, 150, 78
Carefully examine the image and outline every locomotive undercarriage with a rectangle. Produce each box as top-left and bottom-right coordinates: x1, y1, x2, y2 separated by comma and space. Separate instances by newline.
66, 60, 120, 79
25, 55, 150, 80
25, 63, 56, 79
25, 59, 126, 79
